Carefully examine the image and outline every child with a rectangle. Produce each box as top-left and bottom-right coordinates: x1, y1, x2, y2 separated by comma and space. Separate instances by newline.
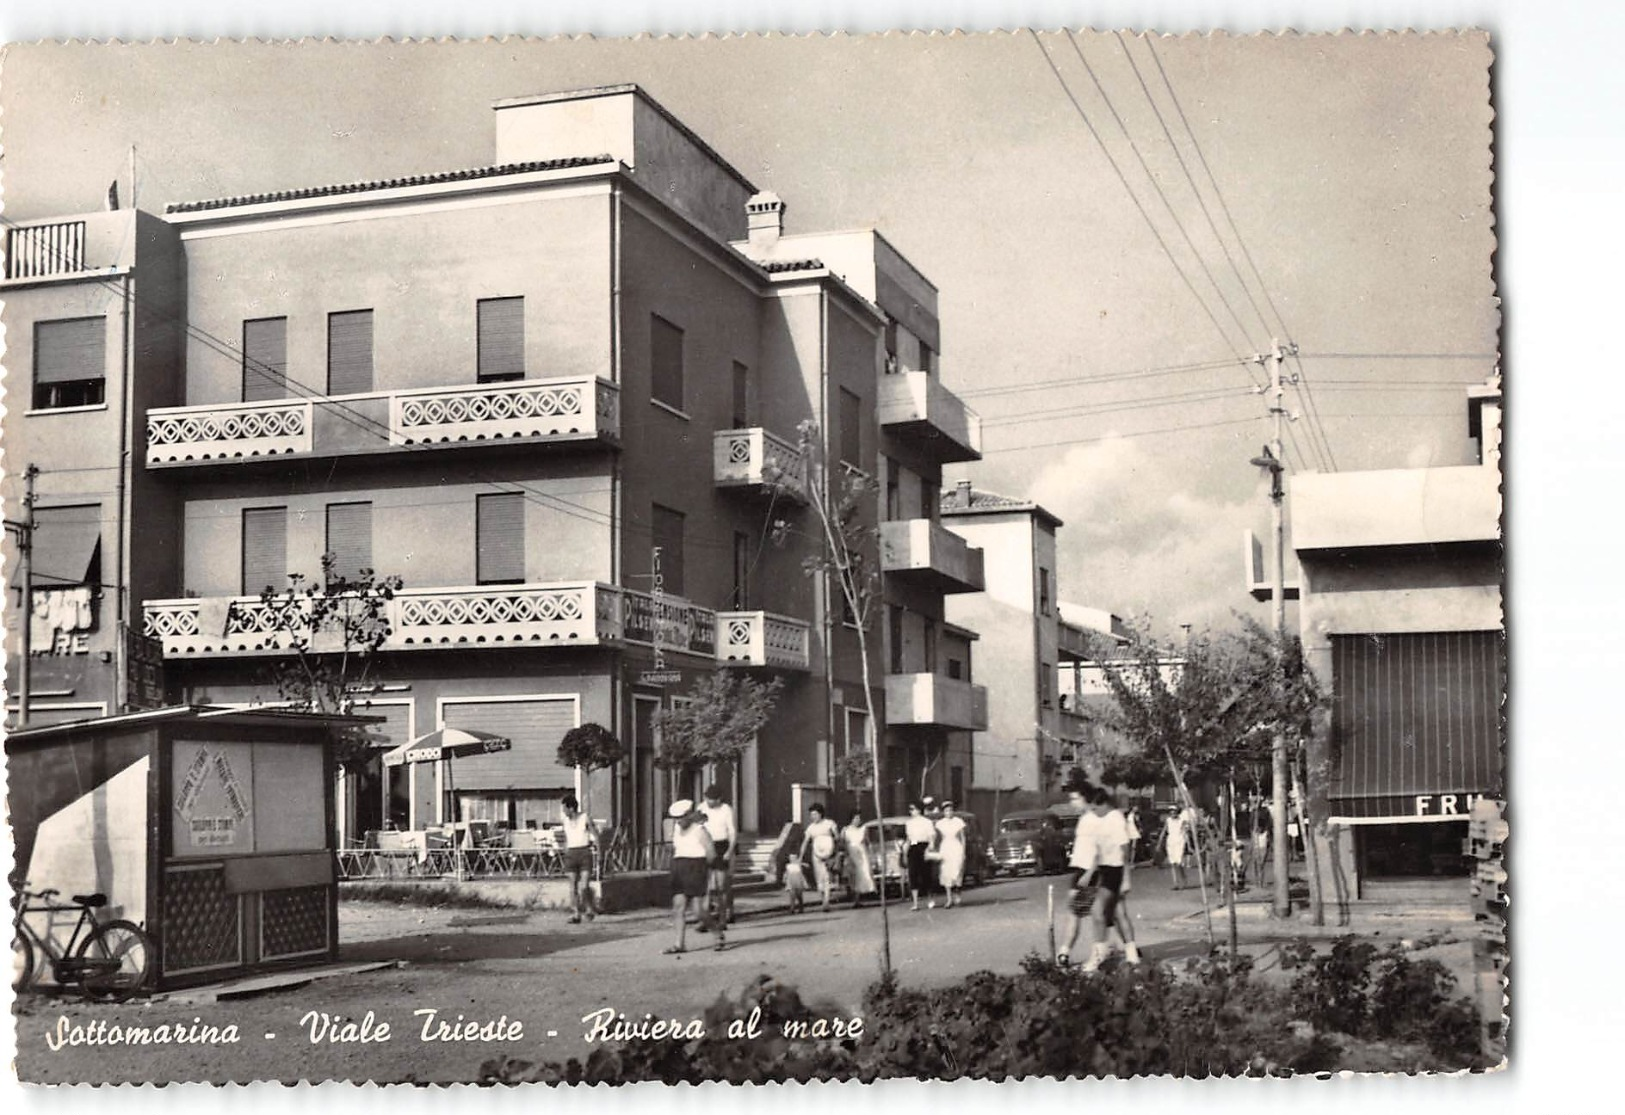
783, 858, 809, 913
770, 819, 808, 914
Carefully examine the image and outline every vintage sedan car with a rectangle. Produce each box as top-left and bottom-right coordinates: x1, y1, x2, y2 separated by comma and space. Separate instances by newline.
861, 813, 993, 892
991, 809, 1070, 874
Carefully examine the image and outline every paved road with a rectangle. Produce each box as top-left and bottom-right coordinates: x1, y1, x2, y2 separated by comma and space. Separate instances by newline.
13, 867, 1467, 1084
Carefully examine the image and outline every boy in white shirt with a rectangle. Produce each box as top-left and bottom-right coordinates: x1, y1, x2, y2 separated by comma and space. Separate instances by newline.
1058, 784, 1141, 971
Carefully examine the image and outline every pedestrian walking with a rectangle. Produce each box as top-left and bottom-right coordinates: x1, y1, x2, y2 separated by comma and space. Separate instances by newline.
903, 801, 936, 911
1113, 794, 1142, 956
699, 783, 737, 930
1250, 796, 1272, 890
799, 804, 841, 912
1163, 806, 1190, 891
560, 794, 598, 924
1057, 783, 1137, 971
933, 800, 968, 908
842, 811, 877, 907
665, 800, 721, 955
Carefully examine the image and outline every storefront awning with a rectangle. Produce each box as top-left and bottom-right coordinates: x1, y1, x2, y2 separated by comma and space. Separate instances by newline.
30, 511, 102, 587
1327, 630, 1504, 820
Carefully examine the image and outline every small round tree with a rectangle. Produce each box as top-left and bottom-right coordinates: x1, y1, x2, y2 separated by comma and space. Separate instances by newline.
557, 722, 626, 820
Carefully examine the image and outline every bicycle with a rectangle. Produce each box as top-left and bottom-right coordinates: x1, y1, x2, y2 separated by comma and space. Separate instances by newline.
11, 884, 153, 1002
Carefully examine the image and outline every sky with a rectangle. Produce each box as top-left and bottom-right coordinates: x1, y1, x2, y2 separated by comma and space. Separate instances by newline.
0, 31, 1498, 635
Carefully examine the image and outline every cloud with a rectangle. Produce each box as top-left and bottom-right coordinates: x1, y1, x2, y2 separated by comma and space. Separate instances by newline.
1027, 436, 1273, 634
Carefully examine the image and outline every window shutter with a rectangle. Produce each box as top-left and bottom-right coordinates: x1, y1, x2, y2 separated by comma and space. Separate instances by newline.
327, 310, 374, 395
243, 317, 288, 402
651, 504, 685, 597
242, 507, 288, 595
35, 318, 106, 384
325, 502, 373, 582
731, 361, 750, 427
477, 297, 525, 382
440, 698, 579, 791
476, 493, 526, 584
650, 315, 684, 409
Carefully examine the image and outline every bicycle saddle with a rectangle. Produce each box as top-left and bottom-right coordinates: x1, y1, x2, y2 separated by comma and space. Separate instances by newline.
72, 893, 107, 908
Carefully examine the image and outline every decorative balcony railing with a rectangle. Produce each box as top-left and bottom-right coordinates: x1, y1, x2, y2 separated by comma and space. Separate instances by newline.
145, 582, 810, 666
146, 375, 618, 467
6, 220, 87, 280
147, 399, 314, 463
879, 518, 985, 594
877, 370, 982, 463
716, 610, 812, 670
712, 428, 808, 503
884, 673, 989, 731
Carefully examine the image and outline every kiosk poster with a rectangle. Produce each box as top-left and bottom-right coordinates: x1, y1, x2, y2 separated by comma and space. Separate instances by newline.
2, 21, 1514, 1091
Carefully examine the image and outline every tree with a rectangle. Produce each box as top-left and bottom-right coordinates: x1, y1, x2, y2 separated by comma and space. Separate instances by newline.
653, 672, 783, 801
769, 419, 895, 975
258, 552, 404, 765
557, 722, 626, 819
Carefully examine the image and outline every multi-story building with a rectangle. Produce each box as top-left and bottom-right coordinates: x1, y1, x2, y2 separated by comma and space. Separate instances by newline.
2, 208, 185, 726
1289, 374, 1503, 902
4, 84, 988, 841
939, 482, 1085, 797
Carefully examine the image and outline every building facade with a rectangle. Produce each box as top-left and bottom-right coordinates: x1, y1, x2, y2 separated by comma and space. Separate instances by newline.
1290, 374, 1504, 901
3, 84, 988, 840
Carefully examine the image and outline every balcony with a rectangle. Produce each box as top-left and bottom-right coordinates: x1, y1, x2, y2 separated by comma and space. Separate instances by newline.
3, 211, 135, 283
716, 611, 812, 670
1291, 464, 1501, 552
880, 519, 985, 594
146, 375, 620, 467
876, 371, 982, 463
1057, 620, 1093, 662
144, 583, 815, 669
712, 428, 808, 503
885, 673, 989, 731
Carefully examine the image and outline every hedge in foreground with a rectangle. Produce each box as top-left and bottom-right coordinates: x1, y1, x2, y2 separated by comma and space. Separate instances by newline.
479, 939, 1490, 1084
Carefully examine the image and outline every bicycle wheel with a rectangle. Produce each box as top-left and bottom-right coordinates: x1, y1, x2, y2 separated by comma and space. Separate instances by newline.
75, 920, 151, 1003
12, 931, 37, 994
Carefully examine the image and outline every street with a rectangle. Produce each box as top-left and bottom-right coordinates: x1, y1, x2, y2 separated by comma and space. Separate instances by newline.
12, 867, 1477, 1084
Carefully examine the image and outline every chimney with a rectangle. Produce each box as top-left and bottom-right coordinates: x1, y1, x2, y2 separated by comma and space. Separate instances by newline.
955, 479, 973, 508
747, 191, 785, 249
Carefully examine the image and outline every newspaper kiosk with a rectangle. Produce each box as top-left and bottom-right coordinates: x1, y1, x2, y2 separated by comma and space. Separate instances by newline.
7, 706, 364, 991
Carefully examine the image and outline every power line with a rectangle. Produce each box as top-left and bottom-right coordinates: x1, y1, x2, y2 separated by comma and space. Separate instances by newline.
980, 414, 1261, 455
982, 385, 1254, 429
956, 356, 1245, 399
1297, 352, 1500, 361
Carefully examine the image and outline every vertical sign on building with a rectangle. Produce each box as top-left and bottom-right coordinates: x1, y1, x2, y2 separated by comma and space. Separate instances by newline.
639, 545, 681, 686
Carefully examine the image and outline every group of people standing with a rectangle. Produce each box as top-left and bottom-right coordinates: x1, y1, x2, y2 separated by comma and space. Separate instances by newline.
769, 796, 971, 914
1156, 793, 1275, 893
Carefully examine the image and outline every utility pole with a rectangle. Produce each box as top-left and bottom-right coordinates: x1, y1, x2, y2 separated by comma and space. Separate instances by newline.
13, 465, 40, 728
1251, 341, 1292, 918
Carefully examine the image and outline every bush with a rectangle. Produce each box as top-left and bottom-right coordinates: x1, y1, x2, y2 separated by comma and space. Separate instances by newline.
1290, 937, 1378, 1035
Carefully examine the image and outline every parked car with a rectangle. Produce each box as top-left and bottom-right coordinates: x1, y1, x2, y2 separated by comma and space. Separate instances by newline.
990, 809, 1069, 875
860, 813, 993, 893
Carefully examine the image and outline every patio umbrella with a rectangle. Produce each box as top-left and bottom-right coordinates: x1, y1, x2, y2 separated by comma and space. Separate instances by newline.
382, 727, 512, 830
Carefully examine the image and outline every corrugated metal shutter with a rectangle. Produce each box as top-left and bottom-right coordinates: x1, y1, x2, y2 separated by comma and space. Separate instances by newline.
650, 314, 684, 409
243, 317, 288, 402
241, 506, 288, 595
34, 318, 105, 383
325, 502, 373, 582
476, 492, 525, 584
327, 310, 373, 395
477, 297, 525, 382
442, 698, 578, 790
1330, 631, 1504, 811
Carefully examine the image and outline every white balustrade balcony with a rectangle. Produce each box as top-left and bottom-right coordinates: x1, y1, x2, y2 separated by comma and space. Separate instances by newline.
716, 611, 812, 671
712, 428, 808, 503
876, 371, 982, 463
146, 375, 619, 467
885, 673, 989, 731
879, 518, 985, 594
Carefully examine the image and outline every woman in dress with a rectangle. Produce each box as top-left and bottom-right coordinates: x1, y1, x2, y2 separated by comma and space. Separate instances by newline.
934, 800, 968, 909
1163, 806, 1189, 891
842, 811, 877, 907
798, 804, 841, 912
903, 800, 937, 911
666, 800, 720, 954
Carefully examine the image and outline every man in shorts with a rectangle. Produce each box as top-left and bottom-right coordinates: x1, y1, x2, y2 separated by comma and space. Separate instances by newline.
560, 794, 598, 924
699, 783, 737, 929
1058, 783, 1135, 971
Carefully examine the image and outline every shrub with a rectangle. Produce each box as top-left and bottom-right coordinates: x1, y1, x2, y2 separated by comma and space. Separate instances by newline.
1290, 937, 1378, 1035
1370, 948, 1458, 1042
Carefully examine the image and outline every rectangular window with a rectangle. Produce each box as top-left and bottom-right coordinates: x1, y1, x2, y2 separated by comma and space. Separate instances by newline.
33, 317, 106, 410
947, 657, 964, 681
242, 317, 288, 402
888, 606, 905, 674
477, 297, 525, 383
918, 342, 935, 375
883, 318, 899, 373
327, 309, 374, 395
845, 708, 869, 755
1041, 662, 1055, 708
731, 361, 750, 428
884, 458, 901, 520
920, 481, 940, 522
732, 531, 750, 610
839, 386, 863, 468
325, 502, 373, 584
652, 504, 686, 598
1039, 567, 1053, 616
241, 506, 289, 596
651, 315, 685, 411
476, 492, 525, 585
924, 621, 938, 674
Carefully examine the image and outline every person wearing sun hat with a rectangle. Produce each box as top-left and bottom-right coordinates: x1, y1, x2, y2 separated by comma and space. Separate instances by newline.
666, 799, 720, 955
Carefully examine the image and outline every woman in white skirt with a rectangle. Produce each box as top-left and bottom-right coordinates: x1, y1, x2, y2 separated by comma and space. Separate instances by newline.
933, 801, 968, 908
